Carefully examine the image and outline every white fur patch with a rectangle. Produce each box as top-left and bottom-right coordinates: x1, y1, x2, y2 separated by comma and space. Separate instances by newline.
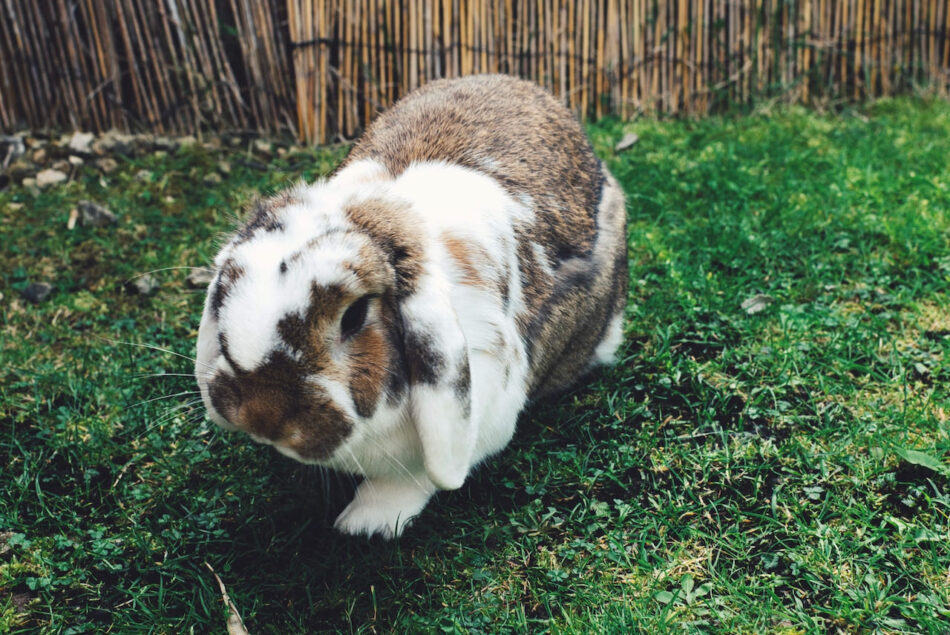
390, 162, 532, 249
531, 241, 555, 277
593, 313, 625, 365
315, 375, 359, 422
594, 170, 627, 261
334, 475, 436, 538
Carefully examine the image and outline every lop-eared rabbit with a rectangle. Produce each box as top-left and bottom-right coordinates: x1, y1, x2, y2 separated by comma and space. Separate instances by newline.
196, 75, 628, 538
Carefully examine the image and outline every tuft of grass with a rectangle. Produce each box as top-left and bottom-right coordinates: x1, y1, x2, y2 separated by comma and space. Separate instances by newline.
2, 97, 949, 632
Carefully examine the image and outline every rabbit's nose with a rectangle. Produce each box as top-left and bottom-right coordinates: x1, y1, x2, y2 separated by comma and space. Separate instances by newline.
209, 373, 291, 442
208, 373, 242, 423
234, 392, 288, 441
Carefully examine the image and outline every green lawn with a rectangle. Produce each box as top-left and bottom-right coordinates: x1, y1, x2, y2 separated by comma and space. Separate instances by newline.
2, 98, 949, 633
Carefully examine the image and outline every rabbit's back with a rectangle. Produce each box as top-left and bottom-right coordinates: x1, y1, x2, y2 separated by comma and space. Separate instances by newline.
342, 75, 603, 259
342, 74, 628, 398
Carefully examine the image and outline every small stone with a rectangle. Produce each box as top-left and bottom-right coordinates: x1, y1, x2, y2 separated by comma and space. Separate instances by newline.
22, 282, 53, 303
79, 200, 118, 227
51, 159, 70, 172
152, 136, 178, 151
134, 169, 153, 182
186, 267, 216, 288
741, 293, 775, 315
36, 169, 68, 188
95, 130, 137, 156
178, 135, 197, 149
203, 172, 223, 187
1, 135, 26, 162
95, 157, 119, 174
217, 160, 231, 176
68, 155, 84, 166
7, 202, 24, 212
7, 159, 34, 181
67, 208, 79, 229
11, 592, 31, 612
21, 177, 37, 190
68, 131, 95, 155
153, 150, 168, 161
614, 132, 640, 152
127, 274, 159, 296
112, 133, 139, 155
31, 148, 48, 164
253, 139, 272, 155
0, 530, 16, 556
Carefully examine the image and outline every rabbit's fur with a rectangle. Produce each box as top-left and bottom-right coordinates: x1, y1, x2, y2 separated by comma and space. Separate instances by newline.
196, 75, 628, 538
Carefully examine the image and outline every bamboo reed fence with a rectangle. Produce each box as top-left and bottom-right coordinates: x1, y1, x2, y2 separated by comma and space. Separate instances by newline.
2, 1, 948, 144
0, 0, 295, 137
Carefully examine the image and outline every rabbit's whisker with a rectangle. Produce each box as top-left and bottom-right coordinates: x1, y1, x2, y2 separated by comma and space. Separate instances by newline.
363, 435, 425, 490
146, 399, 204, 433
342, 446, 376, 496
124, 266, 213, 285
101, 337, 217, 371
129, 390, 201, 409
132, 372, 198, 379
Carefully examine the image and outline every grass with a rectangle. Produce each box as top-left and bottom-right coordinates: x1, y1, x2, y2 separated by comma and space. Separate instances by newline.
1, 97, 949, 633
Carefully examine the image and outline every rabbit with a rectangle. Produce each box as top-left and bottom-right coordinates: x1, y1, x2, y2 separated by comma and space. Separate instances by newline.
195, 74, 628, 538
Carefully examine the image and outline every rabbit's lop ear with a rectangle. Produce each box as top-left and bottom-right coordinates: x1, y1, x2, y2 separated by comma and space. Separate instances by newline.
401, 272, 475, 490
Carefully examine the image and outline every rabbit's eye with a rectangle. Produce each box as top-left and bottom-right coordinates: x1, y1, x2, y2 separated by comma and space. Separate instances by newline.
340, 296, 370, 340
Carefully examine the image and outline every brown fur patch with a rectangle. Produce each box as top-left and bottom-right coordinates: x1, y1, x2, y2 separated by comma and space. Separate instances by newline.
233, 189, 302, 245
452, 357, 472, 418
442, 232, 493, 289
277, 282, 346, 371
404, 328, 444, 385
514, 237, 554, 336
210, 260, 245, 318
307, 283, 347, 323
344, 198, 424, 296
276, 314, 309, 357
348, 323, 390, 418
352, 242, 397, 290
377, 296, 409, 405
209, 351, 352, 460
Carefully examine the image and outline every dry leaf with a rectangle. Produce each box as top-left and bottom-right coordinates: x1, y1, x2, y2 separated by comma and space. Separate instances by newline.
205, 562, 250, 635
740, 293, 774, 315
614, 132, 640, 152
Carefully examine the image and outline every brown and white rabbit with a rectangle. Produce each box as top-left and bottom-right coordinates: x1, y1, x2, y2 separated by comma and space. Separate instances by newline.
195, 75, 628, 538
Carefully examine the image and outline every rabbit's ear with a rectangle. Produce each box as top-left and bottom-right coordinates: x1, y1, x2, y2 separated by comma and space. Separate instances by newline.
400, 271, 474, 490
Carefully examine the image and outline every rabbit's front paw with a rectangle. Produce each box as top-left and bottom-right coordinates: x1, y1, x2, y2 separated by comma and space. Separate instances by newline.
334, 476, 436, 538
